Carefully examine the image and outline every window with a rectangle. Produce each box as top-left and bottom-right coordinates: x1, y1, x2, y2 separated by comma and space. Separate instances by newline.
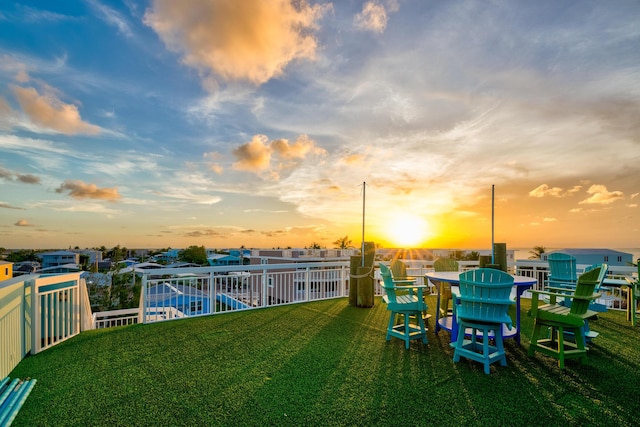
604, 256, 609, 262
190, 301, 203, 312
618, 256, 622, 262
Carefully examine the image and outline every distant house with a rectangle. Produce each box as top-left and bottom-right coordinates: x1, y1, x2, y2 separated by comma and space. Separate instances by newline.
12, 261, 39, 277
154, 249, 181, 263
0, 261, 12, 281
542, 249, 633, 267
39, 251, 80, 269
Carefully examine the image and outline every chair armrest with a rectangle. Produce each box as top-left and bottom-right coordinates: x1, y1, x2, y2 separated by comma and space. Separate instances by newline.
392, 277, 419, 285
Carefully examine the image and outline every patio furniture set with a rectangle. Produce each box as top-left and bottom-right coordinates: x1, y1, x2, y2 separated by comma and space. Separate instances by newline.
380, 254, 640, 374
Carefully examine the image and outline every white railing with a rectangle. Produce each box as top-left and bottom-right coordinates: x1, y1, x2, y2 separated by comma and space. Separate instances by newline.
92, 308, 140, 329
31, 273, 82, 354
139, 261, 351, 324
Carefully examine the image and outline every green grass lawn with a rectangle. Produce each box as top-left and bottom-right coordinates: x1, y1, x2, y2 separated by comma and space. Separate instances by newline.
9, 296, 640, 426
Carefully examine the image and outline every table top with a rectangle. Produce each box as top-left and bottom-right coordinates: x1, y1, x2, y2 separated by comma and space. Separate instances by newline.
425, 271, 537, 286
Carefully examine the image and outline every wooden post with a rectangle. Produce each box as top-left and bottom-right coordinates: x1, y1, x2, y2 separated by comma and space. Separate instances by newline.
493, 243, 507, 272
349, 256, 360, 306
351, 242, 375, 307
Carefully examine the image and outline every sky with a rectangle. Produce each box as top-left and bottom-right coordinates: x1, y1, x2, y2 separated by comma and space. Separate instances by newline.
1, 0, 639, 251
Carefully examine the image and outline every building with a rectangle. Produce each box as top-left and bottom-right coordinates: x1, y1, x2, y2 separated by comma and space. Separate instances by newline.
542, 249, 633, 267
0, 261, 12, 281
39, 251, 80, 269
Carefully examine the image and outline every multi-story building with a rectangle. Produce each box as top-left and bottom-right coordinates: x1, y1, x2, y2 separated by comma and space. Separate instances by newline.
39, 250, 80, 269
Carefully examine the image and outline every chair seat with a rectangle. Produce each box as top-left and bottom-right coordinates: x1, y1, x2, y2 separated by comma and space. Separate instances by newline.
535, 304, 598, 327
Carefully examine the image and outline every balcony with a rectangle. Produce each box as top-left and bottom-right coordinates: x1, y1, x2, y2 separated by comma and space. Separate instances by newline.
3, 262, 640, 425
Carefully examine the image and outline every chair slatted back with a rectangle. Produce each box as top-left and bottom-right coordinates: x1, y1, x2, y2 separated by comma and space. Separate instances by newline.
379, 264, 398, 303
569, 265, 606, 316
390, 259, 408, 278
433, 258, 459, 272
547, 252, 577, 288
457, 269, 514, 326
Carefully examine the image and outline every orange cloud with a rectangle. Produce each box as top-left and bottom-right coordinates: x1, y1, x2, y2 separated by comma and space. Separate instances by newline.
12, 86, 101, 135
232, 135, 272, 172
232, 134, 325, 175
15, 219, 33, 226
271, 134, 326, 159
529, 184, 563, 198
144, 0, 330, 85
579, 184, 624, 205
55, 179, 121, 201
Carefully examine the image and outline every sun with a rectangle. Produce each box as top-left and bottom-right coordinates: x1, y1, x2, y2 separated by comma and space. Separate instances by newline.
385, 213, 431, 247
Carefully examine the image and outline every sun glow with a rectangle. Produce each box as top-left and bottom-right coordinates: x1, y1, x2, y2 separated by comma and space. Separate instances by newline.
385, 213, 432, 247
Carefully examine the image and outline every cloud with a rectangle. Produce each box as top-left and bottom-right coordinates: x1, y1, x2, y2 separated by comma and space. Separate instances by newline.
271, 134, 326, 159
1, 202, 24, 210
15, 219, 33, 226
11, 85, 101, 135
144, 0, 330, 85
232, 134, 326, 176
354, 1, 388, 33
529, 184, 564, 198
579, 184, 624, 205
86, 0, 133, 38
16, 173, 41, 184
55, 179, 122, 201
232, 135, 272, 172
0, 165, 41, 184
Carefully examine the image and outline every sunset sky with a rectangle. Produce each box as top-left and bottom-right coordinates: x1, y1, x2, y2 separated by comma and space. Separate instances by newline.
1, 0, 639, 251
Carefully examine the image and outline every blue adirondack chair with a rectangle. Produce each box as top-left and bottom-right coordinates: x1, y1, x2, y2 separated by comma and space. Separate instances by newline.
379, 263, 428, 349
452, 269, 514, 374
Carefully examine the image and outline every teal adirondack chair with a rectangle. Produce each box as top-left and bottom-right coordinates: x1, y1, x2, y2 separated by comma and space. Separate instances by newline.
452, 269, 514, 374
547, 252, 577, 290
528, 264, 607, 369
379, 264, 428, 349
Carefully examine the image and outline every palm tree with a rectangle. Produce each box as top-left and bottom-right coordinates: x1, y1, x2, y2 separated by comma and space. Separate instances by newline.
333, 236, 352, 249
529, 245, 546, 259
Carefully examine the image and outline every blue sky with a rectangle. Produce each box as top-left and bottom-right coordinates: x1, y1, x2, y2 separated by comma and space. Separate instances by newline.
1, 0, 639, 250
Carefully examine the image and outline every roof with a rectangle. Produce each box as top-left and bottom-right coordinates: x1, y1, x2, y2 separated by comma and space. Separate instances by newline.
40, 250, 78, 256
551, 248, 632, 257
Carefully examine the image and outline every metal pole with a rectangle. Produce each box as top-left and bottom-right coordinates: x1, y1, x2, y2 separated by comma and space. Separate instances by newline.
361, 181, 366, 267
491, 184, 495, 265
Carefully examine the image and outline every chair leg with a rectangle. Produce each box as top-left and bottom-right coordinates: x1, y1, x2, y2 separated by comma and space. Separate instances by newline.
386, 312, 396, 342
418, 313, 428, 344
495, 328, 507, 367
528, 321, 541, 356
557, 326, 565, 369
573, 326, 588, 365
